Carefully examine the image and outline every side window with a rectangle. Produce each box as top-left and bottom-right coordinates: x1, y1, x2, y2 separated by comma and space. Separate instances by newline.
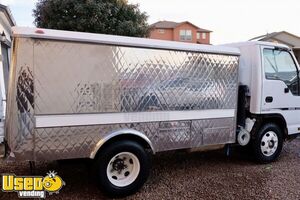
1, 43, 9, 94
263, 49, 299, 95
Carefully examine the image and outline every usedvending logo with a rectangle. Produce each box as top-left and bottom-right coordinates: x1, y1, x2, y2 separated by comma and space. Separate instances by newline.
1, 171, 65, 198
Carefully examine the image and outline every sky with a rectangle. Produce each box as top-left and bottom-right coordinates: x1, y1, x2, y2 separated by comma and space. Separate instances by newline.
1, 0, 300, 44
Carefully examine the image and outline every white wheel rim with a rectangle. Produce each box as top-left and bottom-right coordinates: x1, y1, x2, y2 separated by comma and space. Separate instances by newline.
106, 152, 140, 187
260, 131, 279, 157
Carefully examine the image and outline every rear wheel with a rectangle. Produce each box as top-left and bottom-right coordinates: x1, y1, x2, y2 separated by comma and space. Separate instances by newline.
94, 140, 150, 197
252, 123, 283, 163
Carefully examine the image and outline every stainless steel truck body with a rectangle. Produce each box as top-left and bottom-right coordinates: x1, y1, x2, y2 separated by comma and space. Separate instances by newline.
5, 27, 239, 161
1, 27, 300, 196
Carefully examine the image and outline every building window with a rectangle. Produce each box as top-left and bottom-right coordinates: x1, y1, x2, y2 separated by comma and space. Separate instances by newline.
180, 30, 192, 41
202, 33, 207, 39
197, 32, 200, 40
158, 29, 165, 34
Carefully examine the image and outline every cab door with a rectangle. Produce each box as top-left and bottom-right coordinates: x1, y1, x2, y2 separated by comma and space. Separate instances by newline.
261, 46, 300, 135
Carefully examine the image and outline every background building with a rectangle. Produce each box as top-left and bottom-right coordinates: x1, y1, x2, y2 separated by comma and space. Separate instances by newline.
250, 31, 300, 64
149, 21, 212, 44
0, 4, 15, 138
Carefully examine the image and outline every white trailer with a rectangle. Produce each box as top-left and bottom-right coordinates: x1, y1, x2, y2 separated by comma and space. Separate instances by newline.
1, 27, 300, 197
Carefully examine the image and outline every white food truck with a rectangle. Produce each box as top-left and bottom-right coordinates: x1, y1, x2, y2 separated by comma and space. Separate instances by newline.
0, 27, 299, 196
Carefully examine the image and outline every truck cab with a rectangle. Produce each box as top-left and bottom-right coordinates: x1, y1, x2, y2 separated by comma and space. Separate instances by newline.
227, 41, 300, 162
229, 41, 300, 133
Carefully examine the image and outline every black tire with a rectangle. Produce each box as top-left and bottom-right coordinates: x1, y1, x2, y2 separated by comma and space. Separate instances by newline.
252, 123, 283, 163
94, 140, 151, 197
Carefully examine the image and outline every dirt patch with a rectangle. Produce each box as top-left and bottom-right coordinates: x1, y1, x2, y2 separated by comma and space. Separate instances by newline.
1, 138, 299, 200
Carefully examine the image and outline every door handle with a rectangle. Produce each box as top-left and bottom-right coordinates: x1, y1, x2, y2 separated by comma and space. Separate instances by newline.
265, 96, 273, 103
284, 87, 289, 93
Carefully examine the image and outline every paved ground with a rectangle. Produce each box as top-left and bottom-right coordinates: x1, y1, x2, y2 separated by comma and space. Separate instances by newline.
1, 138, 299, 200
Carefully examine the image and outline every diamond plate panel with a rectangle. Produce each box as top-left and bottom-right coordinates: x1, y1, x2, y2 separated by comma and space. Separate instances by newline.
34, 118, 235, 161
6, 38, 239, 161
191, 118, 235, 147
33, 40, 239, 114
34, 123, 159, 160
5, 38, 35, 160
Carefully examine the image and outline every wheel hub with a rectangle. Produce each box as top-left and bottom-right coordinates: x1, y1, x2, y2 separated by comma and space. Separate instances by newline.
260, 131, 278, 157
106, 152, 140, 187
112, 158, 127, 173
268, 140, 275, 148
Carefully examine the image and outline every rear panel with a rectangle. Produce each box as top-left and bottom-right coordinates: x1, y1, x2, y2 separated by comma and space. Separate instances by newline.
5, 38, 35, 160
6, 38, 239, 161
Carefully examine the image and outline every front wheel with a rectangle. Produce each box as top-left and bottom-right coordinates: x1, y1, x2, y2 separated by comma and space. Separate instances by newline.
94, 140, 151, 197
252, 123, 283, 163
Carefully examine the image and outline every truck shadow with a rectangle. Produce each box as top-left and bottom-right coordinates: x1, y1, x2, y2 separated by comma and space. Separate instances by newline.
0, 146, 275, 200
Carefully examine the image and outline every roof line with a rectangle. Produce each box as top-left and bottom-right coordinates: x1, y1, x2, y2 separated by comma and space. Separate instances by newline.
12, 27, 239, 56
280, 31, 300, 40
250, 31, 300, 42
150, 20, 212, 32
175, 21, 212, 32
249, 32, 280, 41
176, 21, 199, 29
0, 4, 16, 26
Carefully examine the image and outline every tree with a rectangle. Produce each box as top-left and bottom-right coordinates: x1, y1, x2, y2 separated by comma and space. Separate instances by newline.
33, 0, 149, 37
